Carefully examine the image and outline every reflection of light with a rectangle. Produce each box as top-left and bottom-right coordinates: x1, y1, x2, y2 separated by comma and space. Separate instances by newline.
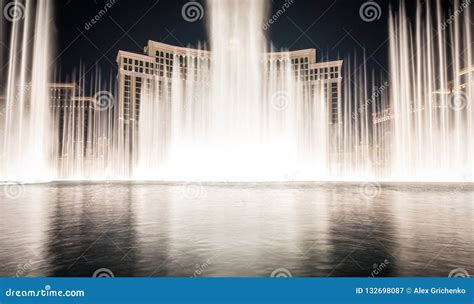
458, 66, 474, 76
432, 90, 451, 95
433, 84, 468, 95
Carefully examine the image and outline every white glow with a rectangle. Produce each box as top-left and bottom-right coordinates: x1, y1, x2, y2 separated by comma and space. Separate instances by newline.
0, 0, 471, 183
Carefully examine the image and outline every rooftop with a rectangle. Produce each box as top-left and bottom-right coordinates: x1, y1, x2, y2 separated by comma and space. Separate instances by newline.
117, 40, 342, 68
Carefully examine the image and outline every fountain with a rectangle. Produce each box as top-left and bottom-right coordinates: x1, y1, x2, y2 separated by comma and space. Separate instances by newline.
0, 0, 52, 182
386, 0, 473, 181
0, 0, 472, 182
135, 0, 329, 181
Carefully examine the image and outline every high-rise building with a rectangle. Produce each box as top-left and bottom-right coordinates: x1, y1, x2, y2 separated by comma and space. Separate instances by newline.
116, 40, 343, 167
49, 83, 96, 158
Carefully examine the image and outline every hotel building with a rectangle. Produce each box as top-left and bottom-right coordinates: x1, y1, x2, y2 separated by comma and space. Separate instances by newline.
372, 65, 474, 126
116, 40, 343, 166
49, 83, 97, 159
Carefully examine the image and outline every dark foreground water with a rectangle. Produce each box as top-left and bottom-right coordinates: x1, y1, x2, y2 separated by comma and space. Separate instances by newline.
0, 182, 472, 277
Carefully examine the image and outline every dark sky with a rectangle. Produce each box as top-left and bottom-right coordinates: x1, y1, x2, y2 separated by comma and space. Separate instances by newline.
52, 0, 454, 81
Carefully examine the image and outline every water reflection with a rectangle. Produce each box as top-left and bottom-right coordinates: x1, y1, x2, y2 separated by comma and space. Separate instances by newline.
0, 182, 472, 277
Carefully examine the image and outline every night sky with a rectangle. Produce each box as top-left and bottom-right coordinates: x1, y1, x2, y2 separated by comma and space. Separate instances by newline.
53, 0, 383, 79
48, 0, 455, 81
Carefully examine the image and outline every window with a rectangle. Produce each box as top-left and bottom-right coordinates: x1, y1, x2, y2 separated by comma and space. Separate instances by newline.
331, 83, 339, 123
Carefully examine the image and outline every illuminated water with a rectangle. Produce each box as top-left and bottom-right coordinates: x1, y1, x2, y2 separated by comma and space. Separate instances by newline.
386, 1, 473, 181
0, 0, 53, 181
135, 0, 329, 181
0, 182, 472, 277
0, 0, 472, 182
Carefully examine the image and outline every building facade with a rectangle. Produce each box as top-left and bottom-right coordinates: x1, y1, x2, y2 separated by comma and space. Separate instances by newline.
116, 40, 343, 168
49, 83, 97, 160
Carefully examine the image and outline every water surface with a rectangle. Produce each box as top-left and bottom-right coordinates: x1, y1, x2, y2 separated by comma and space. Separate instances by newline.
0, 182, 472, 277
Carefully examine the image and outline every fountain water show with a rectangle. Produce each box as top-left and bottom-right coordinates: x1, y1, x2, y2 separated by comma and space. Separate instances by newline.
0, 0, 474, 286
0, 0, 472, 183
